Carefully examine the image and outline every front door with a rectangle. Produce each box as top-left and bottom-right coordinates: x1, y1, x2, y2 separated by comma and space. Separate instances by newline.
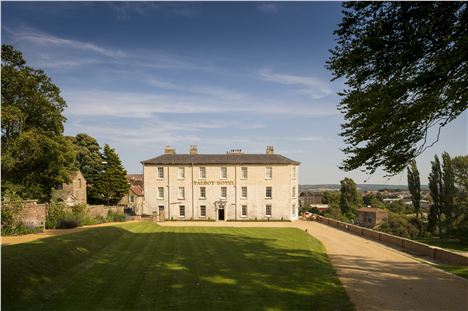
218, 209, 225, 221
158, 206, 165, 221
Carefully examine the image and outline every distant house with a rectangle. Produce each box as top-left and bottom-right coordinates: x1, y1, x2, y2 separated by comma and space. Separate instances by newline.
53, 170, 87, 206
127, 174, 144, 187
119, 184, 144, 215
357, 207, 388, 228
299, 191, 323, 207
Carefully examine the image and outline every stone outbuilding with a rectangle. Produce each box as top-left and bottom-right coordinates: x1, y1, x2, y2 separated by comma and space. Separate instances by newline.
357, 207, 388, 228
52, 170, 87, 206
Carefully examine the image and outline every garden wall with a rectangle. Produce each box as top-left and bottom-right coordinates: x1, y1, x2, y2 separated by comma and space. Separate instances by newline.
20, 201, 46, 228
314, 215, 468, 266
86, 205, 124, 218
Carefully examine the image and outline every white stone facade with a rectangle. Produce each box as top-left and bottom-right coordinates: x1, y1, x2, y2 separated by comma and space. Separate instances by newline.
141, 148, 299, 221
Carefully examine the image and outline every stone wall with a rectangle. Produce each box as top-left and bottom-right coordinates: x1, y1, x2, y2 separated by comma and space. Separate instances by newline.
20, 201, 46, 228
314, 215, 468, 266
86, 205, 124, 218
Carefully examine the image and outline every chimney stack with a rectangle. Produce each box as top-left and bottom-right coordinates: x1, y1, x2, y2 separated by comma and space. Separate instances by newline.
164, 146, 176, 155
189, 145, 198, 155
266, 146, 274, 155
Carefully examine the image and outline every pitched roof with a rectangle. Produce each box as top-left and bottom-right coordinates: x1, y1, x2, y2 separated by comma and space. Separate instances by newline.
357, 207, 388, 213
130, 185, 144, 196
141, 154, 300, 165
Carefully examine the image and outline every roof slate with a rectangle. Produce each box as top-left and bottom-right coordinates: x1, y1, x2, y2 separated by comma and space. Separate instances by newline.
141, 154, 300, 165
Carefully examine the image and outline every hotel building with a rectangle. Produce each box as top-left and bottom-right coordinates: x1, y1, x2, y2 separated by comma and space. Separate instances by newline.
141, 146, 300, 221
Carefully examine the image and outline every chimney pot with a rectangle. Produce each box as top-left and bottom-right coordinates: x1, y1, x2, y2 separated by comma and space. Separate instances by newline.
266, 146, 274, 155
164, 146, 176, 155
189, 145, 198, 155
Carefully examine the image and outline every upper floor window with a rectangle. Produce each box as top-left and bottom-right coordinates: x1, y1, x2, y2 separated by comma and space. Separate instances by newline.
158, 187, 164, 199
221, 187, 227, 199
130, 195, 135, 203
292, 166, 297, 180
199, 167, 206, 179
220, 167, 227, 179
266, 186, 272, 199
241, 167, 248, 179
178, 167, 185, 179
241, 186, 247, 199
178, 187, 185, 200
78, 178, 82, 188
265, 167, 272, 179
200, 187, 206, 199
292, 186, 296, 198
157, 167, 164, 179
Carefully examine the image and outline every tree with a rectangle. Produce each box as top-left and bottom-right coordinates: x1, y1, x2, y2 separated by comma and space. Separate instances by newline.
322, 191, 341, 207
428, 155, 443, 236
1, 45, 76, 202
68, 133, 104, 184
407, 160, 421, 219
452, 155, 468, 192
88, 144, 129, 205
441, 152, 457, 237
339, 178, 362, 219
363, 193, 384, 208
327, 3, 467, 175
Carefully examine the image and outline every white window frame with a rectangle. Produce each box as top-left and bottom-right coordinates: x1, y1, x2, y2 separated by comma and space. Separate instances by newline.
241, 186, 247, 199
265, 167, 272, 179
265, 205, 272, 217
178, 187, 185, 200
200, 187, 206, 199
200, 205, 206, 217
241, 205, 247, 217
158, 187, 164, 200
178, 167, 185, 179
292, 166, 297, 180
241, 167, 248, 179
179, 205, 185, 218
199, 167, 206, 179
266, 186, 272, 199
292, 186, 296, 198
157, 167, 164, 179
292, 203, 296, 217
220, 167, 227, 179
221, 186, 227, 199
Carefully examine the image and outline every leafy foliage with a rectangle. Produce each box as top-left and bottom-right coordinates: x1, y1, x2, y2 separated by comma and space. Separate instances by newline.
328, 2, 467, 175
68, 133, 104, 184
1, 191, 24, 231
1, 44, 76, 201
46, 202, 66, 229
429, 155, 443, 236
378, 212, 418, 238
339, 177, 362, 219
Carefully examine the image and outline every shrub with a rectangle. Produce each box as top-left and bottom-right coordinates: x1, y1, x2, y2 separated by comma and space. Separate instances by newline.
1, 191, 23, 231
58, 213, 81, 229
46, 202, 66, 229
377, 212, 418, 238
1, 223, 43, 236
106, 210, 126, 222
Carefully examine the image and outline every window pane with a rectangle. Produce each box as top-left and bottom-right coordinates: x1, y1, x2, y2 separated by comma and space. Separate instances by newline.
179, 205, 185, 217
221, 167, 227, 179
178, 167, 185, 179
200, 187, 206, 198
266, 167, 272, 179
266, 205, 272, 216
158, 167, 164, 178
200, 205, 206, 217
241, 167, 248, 179
200, 167, 206, 179
221, 187, 227, 198
241, 187, 247, 198
242, 205, 247, 217
266, 187, 272, 198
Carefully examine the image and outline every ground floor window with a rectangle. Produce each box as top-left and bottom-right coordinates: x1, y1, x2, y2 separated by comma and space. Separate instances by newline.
265, 205, 272, 217
179, 205, 185, 217
200, 205, 206, 217
241, 205, 247, 217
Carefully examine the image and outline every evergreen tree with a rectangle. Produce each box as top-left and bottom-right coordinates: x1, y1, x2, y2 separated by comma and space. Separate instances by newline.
407, 160, 421, 219
441, 152, 457, 238
88, 144, 129, 205
339, 178, 362, 219
428, 155, 443, 236
68, 133, 104, 184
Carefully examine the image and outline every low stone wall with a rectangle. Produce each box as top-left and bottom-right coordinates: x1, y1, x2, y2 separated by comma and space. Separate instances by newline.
20, 201, 46, 228
87, 205, 124, 218
314, 215, 468, 266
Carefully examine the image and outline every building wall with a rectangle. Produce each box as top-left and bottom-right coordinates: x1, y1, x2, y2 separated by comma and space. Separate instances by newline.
143, 164, 299, 220
62, 171, 87, 205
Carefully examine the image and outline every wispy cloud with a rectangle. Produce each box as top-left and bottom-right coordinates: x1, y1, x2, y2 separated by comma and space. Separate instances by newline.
259, 68, 333, 99
63, 89, 338, 118
8, 27, 125, 58
257, 3, 279, 15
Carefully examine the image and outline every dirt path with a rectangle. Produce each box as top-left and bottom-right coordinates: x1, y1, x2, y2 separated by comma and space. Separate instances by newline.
1, 221, 138, 246
161, 220, 468, 311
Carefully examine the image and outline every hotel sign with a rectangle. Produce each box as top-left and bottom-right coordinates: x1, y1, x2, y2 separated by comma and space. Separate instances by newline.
193, 180, 235, 185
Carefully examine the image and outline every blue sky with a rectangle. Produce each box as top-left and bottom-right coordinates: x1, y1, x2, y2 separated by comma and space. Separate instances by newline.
2, 1, 467, 185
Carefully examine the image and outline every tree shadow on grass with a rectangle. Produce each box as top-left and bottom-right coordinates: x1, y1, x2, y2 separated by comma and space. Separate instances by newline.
2, 224, 353, 311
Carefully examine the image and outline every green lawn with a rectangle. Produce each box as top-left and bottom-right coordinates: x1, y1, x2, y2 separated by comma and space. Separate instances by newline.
436, 265, 468, 279
2, 222, 353, 311
414, 237, 468, 253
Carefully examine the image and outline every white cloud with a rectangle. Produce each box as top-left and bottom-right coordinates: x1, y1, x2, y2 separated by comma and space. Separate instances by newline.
259, 68, 333, 99
257, 3, 279, 14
